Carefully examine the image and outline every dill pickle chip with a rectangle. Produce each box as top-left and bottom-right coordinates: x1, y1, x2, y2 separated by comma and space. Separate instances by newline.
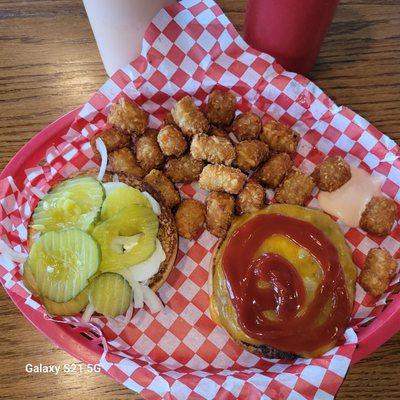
42, 288, 89, 316
29, 228, 100, 303
31, 176, 105, 233
89, 273, 132, 318
92, 205, 158, 273
101, 183, 151, 221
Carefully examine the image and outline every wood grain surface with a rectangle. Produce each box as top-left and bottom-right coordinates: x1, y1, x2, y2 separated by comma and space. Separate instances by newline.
0, 1, 399, 399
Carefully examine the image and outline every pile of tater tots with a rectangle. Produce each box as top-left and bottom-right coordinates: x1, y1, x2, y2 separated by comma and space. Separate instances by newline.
91, 90, 397, 246
91, 90, 312, 240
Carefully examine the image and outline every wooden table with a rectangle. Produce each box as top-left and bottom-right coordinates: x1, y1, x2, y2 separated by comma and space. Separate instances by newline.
0, 1, 399, 398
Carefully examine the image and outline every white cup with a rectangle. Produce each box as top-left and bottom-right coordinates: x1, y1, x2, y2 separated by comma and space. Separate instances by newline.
83, 0, 176, 77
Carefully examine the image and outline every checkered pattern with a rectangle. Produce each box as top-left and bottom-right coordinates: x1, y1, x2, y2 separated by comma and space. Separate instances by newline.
0, 0, 399, 398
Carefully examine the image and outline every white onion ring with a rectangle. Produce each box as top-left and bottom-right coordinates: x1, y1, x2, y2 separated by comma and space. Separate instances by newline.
109, 302, 134, 330
112, 174, 119, 183
141, 285, 163, 314
142, 192, 161, 215
129, 279, 144, 308
0, 239, 28, 263
95, 138, 108, 182
81, 303, 95, 323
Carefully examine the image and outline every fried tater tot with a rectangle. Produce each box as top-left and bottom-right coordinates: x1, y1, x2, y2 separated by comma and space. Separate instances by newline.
360, 197, 397, 236
164, 154, 204, 183
312, 156, 351, 192
90, 127, 131, 158
360, 248, 397, 296
108, 98, 148, 135
260, 120, 299, 153
108, 147, 145, 178
235, 140, 269, 171
135, 128, 164, 173
163, 111, 176, 127
206, 89, 236, 127
206, 192, 234, 238
171, 96, 209, 137
175, 199, 205, 239
231, 112, 262, 141
144, 169, 180, 208
190, 134, 236, 166
199, 164, 246, 195
275, 169, 315, 205
253, 153, 292, 188
157, 125, 187, 157
236, 181, 266, 215
209, 125, 230, 139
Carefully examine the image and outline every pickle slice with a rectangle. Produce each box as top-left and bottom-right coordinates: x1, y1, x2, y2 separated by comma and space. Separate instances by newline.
89, 273, 132, 317
23, 261, 39, 295
101, 183, 151, 221
42, 288, 89, 316
29, 229, 100, 302
31, 176, 105, 233
92, 205, 158, 273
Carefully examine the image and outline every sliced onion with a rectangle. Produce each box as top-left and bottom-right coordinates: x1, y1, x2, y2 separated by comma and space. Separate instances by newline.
30, 187, 45, 199
95, 137, 108, 182
116, 302, 134, 326
112, 174, 119, 183
102, 181, 125, 196
142, 192, 161, 215
111, 234, 142, 254
141, 285, 163, 314
0, 239, 28, 263
81, 303, 95, 323
120, 239, 165, 282
129, 279, 144, 308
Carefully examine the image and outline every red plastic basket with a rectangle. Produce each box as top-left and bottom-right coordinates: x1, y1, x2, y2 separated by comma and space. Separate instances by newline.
0, 107, 398, 371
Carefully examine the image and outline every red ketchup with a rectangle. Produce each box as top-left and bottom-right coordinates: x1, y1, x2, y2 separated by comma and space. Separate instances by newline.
221, 213, 350, 355
244, 0, 340, 74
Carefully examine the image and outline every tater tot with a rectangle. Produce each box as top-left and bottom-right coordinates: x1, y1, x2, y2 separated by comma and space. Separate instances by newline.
206, 89, 236, 127
312, 156, 351, 192
163, 111, 176, 127
190, 134, 236, 166
260, 120, 299, 153
164, 154, 204, 183
236, 181, 266, 215
231, 112, 262, 141
360, 248, 397, 296
360, 197, 397, 236
175, 199, 205, 239
209, 125, 230, 139
135, 129, 164, 173
108, 147, 145, 178
171, 96, 209, 137
235, 140, 269, 171
275, 169, 314, 205
199, 164, 246, 195
157, 125, 187, 157
206, 192, 234, 238
144, 169, 180, 208
253, 153, 292, 188
90, 128, 131, 158
108, 98, 148, 135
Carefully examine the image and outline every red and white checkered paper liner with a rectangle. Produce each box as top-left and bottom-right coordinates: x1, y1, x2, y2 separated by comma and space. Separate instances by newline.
1, 0, 399, 398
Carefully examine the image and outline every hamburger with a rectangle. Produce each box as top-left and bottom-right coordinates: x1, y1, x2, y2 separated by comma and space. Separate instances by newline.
209, 204, 356, 359
24, 169, 177, 318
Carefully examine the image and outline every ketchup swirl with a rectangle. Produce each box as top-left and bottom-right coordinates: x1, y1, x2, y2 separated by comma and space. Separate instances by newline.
222, 213, 350, 354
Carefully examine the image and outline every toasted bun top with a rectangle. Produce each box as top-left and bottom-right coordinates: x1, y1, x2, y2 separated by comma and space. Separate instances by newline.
28, 169, 178, 292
